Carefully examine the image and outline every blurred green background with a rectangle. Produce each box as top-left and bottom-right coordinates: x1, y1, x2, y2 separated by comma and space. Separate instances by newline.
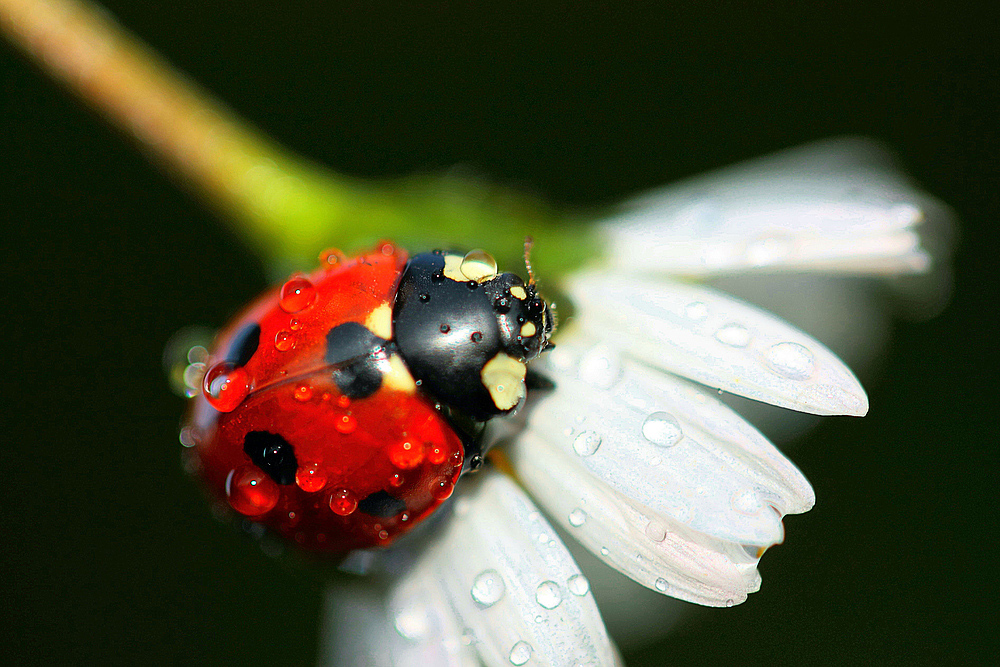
1, 1, 995, 664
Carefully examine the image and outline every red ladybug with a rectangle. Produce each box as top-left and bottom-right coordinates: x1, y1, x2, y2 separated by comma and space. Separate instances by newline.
183, 242, 554, 554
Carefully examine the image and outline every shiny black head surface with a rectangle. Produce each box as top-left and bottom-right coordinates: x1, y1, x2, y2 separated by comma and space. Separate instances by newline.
392, 250, 554, 421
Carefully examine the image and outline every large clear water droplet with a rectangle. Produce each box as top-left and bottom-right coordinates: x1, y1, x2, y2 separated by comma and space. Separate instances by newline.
535, 581, 562, 609
460, 249, 498, 282
471, 569, 505, 607
765, 341, 816, 380
573, 431, 602, 456
642, 412, 683, 447
509, 640, 533, 665
567, 574, 590, 596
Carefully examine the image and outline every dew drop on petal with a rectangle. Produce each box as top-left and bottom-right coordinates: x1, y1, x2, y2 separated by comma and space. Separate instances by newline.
731, 488, 763, 515
578, 345, 622, 389
642, 412, 683, 447
508, 641, 533, 666
654, 578, 669, 593
715, 322, 751, 347
279, 276, 316, 313
394, 605, 431, 640
535, 581, 562, 609
567, 574, 590, 596
645, 520, 667, 542
684, 301, 708, 321
568, 508, 587, 527
600, 547, 610, 557
471, 569, 505, 607
573, 431, 602, 457
765, 341, 816, 380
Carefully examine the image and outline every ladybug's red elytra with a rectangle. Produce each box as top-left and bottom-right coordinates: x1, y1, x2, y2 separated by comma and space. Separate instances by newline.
183, 243, 555, 554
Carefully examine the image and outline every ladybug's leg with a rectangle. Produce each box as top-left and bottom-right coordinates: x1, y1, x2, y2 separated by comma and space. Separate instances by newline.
438, 407, 489, 474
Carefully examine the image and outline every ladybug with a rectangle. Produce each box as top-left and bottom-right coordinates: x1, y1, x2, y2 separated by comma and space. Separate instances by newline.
182, 242, 554, 554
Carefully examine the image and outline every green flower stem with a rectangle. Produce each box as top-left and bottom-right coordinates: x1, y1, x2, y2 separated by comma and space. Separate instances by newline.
0, 0, 599, 279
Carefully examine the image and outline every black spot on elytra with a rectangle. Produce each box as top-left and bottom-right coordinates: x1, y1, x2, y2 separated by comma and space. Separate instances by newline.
226, 323, 260, 367
358, 490, 406, 518
243, 431, 297, 485
325, 322, 389, 399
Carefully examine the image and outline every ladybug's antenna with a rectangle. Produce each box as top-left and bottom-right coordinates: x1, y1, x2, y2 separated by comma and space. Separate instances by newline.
523, 236, 536, 286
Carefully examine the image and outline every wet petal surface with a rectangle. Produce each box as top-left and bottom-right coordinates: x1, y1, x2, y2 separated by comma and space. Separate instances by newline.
601, 137, 942, 276
565, 274, 868, 416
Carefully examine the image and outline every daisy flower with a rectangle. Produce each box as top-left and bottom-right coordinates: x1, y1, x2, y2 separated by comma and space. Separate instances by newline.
321, 138, 950, 666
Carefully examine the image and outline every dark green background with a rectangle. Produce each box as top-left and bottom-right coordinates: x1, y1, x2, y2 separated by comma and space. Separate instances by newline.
2, 2, 995, 664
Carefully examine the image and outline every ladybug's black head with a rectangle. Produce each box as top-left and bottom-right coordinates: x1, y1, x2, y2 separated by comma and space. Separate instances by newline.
392, 250, 554, 422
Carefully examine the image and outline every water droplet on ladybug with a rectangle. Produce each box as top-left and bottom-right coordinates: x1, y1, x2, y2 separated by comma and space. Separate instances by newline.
460, 249, 498, 282
377, 529, 390, 540
279, 275, 316, 313
336, 395, 351, 408
471, 331, 483, 343
335, 414, 357, 434
388, 440, 424, 469
319, 247, 346, 266
296, 462, 327, 492
289, 318, 303, 331
293, 384, 313, 402
430, 478, 455, 500
379, 241, 396, 256
226, 465, 279, 515
418, 292, 430, 302
274, 330, 294, 351
203, 362, 250, 412
428, 445, 448, 465
329, 489, 358, 516
439, 324, 451, 334
389, 472, 405, 488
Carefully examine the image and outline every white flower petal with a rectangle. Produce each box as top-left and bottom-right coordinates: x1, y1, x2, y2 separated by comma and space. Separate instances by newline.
564, 273, 868, 416
321, 581, 480, 667
600, 137, 942, 276
523, 341, 812, 542
397, 470, 615, 667
508, 431, 762, 607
